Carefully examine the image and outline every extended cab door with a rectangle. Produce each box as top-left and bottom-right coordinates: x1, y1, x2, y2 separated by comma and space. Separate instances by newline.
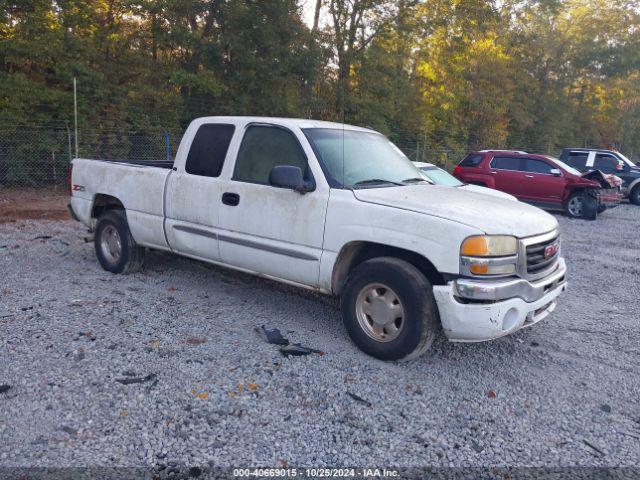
164, 123, 236, 261
519, 157, 566, 205
218, 123, 329, 287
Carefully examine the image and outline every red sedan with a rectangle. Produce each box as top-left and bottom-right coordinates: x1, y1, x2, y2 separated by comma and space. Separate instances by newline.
453, 150, 622, 219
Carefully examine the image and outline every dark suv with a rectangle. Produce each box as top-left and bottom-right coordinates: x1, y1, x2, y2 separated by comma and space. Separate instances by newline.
453, 150, 622, 219
559, 148, 640, 205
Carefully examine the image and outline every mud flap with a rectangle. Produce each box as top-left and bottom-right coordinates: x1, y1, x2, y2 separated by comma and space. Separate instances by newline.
582, 190, 598, 220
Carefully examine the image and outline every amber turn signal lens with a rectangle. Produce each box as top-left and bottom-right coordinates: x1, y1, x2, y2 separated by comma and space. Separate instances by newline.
469, 263, 489, 275
461, 236, 489, 256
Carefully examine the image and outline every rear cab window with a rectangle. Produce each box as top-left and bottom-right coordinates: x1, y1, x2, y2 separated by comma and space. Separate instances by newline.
185, 124, 235, 177
459, 154, 483, 167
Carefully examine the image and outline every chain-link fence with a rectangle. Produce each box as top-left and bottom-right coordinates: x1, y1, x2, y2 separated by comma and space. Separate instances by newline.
0, 123, 581, 188
0, 126, 183, 187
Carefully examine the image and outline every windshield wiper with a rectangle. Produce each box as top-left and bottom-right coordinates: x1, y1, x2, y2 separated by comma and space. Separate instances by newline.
352, 179, 405, 189
402, 177, 429, 184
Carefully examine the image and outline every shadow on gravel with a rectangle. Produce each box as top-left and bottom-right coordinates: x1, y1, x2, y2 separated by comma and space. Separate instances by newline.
138, 249, 538, 369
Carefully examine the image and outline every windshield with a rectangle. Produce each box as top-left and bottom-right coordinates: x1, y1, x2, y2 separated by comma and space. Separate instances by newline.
545, 156, 582, 176
419, 166, 464, 186
303, 128, 423, 188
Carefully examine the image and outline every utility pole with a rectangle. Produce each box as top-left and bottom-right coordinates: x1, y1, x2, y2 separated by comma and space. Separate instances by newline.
73, 77, 79, 159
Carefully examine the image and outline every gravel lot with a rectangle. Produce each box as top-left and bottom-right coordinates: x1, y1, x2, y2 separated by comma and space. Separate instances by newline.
1, 205, 639, 469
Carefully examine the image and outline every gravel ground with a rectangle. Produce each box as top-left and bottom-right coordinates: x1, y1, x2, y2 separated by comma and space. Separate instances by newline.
0, 205, 639, 469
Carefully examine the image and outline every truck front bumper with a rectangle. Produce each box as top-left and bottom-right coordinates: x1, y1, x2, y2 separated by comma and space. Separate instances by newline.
433, 258, 567, 342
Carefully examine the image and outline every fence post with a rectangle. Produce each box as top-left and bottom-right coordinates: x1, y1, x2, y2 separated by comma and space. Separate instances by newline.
423, 133, 427, 162
67, 126, 73, 163
444, 146, 449, 171
52, 151, 57, 190
163, 129, 171, 161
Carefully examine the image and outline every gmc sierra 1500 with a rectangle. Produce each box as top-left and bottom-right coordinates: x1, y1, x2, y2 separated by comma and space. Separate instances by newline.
69, 117, 568, 360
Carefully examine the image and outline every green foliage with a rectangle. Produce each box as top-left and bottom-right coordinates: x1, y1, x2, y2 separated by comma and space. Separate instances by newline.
0, 0, 638, 181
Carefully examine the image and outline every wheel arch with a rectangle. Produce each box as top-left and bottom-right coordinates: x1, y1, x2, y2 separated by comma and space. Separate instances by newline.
564, 185, 594, 204
627, 177, 640, 193
91, 194, 126, 219
331, 241, 445, 295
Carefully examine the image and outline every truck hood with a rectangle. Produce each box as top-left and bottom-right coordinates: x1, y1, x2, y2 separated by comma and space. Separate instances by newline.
352, 185, 558, 237
459, 184, 518, 201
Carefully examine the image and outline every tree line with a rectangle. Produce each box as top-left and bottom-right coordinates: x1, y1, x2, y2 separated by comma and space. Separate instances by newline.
1, 0, 639, 159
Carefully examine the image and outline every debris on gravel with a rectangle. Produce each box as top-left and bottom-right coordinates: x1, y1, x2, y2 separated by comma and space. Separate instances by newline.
346, 391, 372, 407
279, 344, 323, 357
256, 325, 289, 346
60, 426, 77, 436
1, 205, 639, 468
115, 373, 157, 385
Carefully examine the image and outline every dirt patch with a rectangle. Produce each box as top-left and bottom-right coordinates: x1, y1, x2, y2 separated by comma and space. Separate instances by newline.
0, 188, 69, 223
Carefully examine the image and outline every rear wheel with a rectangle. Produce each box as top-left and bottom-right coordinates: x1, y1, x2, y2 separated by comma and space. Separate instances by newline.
94, 210, 144, 274
340, 257, 440, 361
630, 186, 640, 206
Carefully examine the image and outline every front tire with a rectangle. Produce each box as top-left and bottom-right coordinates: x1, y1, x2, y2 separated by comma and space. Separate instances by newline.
340, 257, 440, 361
565, 192, 584, 218
94, 210, 144, 274
630, 186, 640, 206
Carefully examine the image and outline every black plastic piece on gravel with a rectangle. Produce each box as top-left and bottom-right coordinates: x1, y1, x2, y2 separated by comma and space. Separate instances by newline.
115, 373, 156, 385
0, 385, 10, 394
346, 391, 372, 407
279, 344, 322, 357
255, 325, 290, 346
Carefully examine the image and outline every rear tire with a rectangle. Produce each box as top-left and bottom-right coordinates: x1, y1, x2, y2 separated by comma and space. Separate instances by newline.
630, 186, 640, 206
94, 210, 144, 274
340, 257, 440, 361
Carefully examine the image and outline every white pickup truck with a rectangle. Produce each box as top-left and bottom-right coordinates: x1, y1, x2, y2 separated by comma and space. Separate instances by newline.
69, 116, 568, 360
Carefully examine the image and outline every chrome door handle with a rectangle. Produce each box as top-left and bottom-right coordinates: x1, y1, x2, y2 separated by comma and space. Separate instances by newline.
525, 175, 534, 178
490, 171, 497, 174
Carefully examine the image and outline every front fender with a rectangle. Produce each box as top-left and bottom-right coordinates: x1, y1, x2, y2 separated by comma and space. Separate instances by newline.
319, 190, 482, 292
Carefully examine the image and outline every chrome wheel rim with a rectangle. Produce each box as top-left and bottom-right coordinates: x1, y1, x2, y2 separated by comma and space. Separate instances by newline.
355, 283, 405, 342
568, 196, 583, 217
100, 224, 122, 264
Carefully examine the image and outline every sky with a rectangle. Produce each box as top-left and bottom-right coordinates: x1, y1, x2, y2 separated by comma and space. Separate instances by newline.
300, 0, 316, 26
300, 0, 329, 28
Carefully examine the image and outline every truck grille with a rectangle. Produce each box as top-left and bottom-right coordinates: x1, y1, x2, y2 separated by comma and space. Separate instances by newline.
525, 234, 560, 274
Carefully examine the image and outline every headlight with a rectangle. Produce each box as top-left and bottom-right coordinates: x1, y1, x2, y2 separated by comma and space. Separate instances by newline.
460, 235, 518, 276
461, 235, 517, 256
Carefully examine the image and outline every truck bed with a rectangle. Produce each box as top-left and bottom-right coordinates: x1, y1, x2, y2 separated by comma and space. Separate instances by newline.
69, 157, 173, 250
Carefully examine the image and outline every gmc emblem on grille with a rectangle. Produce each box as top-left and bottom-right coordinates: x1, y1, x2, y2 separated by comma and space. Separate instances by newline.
544, 243, 559, 259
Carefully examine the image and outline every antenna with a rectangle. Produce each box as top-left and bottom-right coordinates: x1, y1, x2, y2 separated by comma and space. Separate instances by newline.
341, 65, 346, 188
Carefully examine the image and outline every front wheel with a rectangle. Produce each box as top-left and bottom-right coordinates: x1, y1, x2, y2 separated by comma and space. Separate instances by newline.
340, 257, 440, 361
94, 210, 144, 274
565, 193, 584, 218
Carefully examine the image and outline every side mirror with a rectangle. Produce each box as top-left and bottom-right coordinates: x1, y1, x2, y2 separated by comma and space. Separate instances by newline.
550, 168, 562, 176
269, 165, 312, 193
